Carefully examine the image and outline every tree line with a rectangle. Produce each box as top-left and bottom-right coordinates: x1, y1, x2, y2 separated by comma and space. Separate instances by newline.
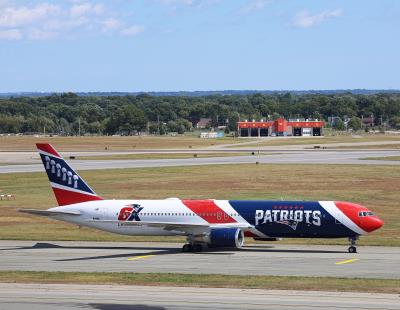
0, 92, 400, 135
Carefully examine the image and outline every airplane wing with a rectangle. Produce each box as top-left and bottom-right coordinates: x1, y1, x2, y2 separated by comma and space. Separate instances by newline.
19, 209, 81, 216
86, 220, 252, 235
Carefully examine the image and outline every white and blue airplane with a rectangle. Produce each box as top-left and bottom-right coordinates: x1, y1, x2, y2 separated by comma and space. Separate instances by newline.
20, 143, 384, 253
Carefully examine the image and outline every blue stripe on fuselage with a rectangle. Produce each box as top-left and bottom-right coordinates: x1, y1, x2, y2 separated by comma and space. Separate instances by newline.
229, 200, 357, 238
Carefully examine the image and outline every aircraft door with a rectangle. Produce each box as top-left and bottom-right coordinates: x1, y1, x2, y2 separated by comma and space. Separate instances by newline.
94, 207, 109, 220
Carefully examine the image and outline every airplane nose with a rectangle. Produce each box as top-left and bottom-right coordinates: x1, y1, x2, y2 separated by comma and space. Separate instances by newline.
360, 216, 384, 233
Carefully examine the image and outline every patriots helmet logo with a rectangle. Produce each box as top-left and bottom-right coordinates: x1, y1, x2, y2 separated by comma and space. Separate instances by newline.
276, 220, 299, 230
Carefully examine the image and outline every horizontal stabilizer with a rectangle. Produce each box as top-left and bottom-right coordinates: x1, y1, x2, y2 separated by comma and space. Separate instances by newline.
19, 209, 81, 217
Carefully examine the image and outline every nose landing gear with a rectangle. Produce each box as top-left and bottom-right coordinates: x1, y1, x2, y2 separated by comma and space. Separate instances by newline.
348, 237, 358, 253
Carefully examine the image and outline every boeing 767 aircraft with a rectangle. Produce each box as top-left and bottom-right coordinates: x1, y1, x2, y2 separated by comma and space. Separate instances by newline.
20, 143, 383, 253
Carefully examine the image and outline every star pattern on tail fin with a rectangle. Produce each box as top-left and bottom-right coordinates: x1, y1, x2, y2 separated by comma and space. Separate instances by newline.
37, 143, 103, 206
44, 155, 80, 189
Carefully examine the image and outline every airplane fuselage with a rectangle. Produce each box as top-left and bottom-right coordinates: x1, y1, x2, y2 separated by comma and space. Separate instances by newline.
50, 198, 380, 239
25, 143, 384, 253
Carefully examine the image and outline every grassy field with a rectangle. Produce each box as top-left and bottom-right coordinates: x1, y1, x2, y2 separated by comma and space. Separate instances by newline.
0, 164, 398, 246
232, 134, 400, 147
1, 134, 400, 152
0, 271, 398, 293
0, 135, 246, 151
335, 144, 400, 149
77, 152, 252, 160
361, 156, 400, 161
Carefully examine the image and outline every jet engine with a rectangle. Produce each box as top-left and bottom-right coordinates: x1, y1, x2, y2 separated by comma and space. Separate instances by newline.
209, 228, 244, 248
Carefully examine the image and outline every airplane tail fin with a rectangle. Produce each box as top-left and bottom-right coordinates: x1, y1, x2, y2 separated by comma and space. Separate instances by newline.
36, 143, 103, 206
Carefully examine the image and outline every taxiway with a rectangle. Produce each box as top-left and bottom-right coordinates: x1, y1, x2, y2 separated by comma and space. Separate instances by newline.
0, 241, 398, 279
0, 150, 400, 173
0, 283, 398, 310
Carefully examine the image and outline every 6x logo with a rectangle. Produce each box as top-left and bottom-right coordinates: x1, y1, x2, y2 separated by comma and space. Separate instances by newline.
118, 204, 143, 221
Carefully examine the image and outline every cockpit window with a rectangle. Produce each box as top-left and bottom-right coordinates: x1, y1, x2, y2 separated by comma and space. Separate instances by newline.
358, 211, 374, 217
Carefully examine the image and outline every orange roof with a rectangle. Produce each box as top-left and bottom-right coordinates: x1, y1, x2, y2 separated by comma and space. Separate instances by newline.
238, 120, 324, 129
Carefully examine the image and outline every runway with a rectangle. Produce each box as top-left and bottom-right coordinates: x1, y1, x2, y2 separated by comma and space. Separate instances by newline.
0, 283, 399, 310
0, 241, 398, 279
1, 150, 400, 173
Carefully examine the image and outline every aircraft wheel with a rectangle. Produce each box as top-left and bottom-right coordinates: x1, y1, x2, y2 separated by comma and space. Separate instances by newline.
192, 243, 203, 252
348, 246, 357, 253
182, 244, 192, 253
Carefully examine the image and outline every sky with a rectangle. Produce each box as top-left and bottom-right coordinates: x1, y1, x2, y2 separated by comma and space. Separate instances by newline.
0, 0, 399, 92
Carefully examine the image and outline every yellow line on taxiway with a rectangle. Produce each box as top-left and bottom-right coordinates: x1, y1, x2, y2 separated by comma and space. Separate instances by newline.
128, 255, 155, 261
335, 258, 359, 265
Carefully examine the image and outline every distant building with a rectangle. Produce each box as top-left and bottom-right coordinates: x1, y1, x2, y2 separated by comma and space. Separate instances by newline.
237, 118, 325, 137
200, 132, 224, 138
362, 115, 374, 127
196, 118, 211, 129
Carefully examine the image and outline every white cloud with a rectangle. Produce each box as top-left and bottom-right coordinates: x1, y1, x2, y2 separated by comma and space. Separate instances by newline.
28, 28, 58, 40
0, 0, 11, 8
102, 17, 122, 31
0, 28, 22, 40
70, 2, 92, 18
70, 2, 103, 17
0, 3, 60, 27
156, 0, 195, 5
154, 0, 220, 7
0, 2, 143, 41
240, 0, 269, 14
93, 4, 105, 15
120, 25, 145, 36
293, 9, 343, 28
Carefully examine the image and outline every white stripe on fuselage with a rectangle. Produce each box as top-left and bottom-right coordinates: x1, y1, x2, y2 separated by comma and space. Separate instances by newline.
50, 182, 99, 197
215, 200, 267, 237
319, 201, 367, 235
55, 199, 366, 238
38, 150, 61, 159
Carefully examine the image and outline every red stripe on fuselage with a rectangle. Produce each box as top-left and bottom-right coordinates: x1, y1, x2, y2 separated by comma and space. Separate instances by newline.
244, 231, 257, 237
334, 201, 363, 225
36, 143, 60, 157
334, 201, 383, 233
53, 187, 103, 206
182, 200, 237, 224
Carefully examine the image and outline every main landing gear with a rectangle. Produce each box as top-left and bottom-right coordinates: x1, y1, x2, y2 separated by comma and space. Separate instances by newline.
348, 237, 358, 253
182, 243, 205, 252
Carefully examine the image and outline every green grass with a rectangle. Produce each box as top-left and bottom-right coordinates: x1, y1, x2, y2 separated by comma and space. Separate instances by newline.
0, 135, 249, 151
335, 144, 400, 149
76, 152, 282, 160
0, 271, 398, 293
0, 164, 399, 246
77, 152, 249, 160
2, 134, 400, 151
232, 134, 400, 147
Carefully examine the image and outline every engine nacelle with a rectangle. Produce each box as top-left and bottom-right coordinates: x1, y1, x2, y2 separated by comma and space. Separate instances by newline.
253, 237, 281, 241
209, 228, 244, 248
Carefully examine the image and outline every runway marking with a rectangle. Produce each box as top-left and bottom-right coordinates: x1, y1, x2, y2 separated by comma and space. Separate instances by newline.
128, 255, 155, 261
335, 258, 359, 265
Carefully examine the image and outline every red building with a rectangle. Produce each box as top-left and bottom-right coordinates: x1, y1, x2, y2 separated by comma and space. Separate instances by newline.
237, 118, 325, 137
